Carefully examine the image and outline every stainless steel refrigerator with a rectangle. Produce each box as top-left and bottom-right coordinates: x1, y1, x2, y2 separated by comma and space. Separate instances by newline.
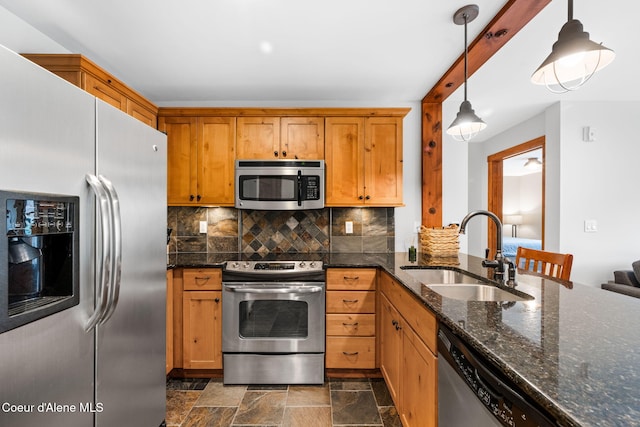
0, 45, 167, 426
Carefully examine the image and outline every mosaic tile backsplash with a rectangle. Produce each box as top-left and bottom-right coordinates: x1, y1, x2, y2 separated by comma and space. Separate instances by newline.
167, 206, 395, 256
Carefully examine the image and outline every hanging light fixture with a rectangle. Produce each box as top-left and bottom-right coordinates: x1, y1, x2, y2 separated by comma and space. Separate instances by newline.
531, 0, 615, 93
446, 4, 487, 142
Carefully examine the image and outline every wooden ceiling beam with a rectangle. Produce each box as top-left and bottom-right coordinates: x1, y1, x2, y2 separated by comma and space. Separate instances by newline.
423, 0, 551, 104
421, 0, 551, 229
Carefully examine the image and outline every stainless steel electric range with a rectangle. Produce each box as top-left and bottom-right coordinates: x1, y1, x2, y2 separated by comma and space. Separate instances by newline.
221, 260, 325, 384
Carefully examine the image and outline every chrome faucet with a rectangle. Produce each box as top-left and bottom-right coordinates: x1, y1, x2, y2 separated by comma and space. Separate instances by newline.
459, 210, 515, 285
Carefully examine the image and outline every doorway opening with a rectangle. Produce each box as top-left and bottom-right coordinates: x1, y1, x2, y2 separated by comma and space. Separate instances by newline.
487, 136, 545, 259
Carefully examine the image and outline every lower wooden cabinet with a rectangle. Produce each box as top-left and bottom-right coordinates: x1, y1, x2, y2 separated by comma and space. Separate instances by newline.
175, 268, 223, 370
182, 291, 222, 369
401, 322, 437, 427
325, 268, 377, 369
379, 271, 437, 427
166, 270, 174, 375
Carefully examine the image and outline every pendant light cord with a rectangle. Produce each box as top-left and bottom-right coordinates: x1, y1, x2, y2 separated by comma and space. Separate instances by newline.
568, 0, 573, 20
463, 13, 468, 102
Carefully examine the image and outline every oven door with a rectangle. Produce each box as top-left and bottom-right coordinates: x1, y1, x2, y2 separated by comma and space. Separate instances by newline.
222, 282, 325, 353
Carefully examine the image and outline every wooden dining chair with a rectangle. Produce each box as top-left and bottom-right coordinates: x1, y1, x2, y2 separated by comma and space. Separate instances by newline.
515, 247, 573, 281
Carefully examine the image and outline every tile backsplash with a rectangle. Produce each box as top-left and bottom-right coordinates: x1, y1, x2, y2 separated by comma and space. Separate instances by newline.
167, 206, 395, 256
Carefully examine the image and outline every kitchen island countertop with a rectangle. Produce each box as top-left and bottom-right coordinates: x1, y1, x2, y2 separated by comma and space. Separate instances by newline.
169, 251, 640, 426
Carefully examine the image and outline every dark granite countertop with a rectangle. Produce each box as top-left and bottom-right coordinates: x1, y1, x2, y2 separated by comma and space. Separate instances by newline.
169, 252, 640, 426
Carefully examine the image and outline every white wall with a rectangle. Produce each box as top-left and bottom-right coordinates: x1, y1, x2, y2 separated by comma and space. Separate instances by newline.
465, 111, 547, 257
503, 173, 542, 239
465, 101, 640, 287
0, 7, 68, 53
557, 101, 640, 286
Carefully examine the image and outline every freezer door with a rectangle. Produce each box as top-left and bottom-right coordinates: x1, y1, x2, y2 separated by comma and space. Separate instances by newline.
94, 100, 167, 427
0, 46, 95, 426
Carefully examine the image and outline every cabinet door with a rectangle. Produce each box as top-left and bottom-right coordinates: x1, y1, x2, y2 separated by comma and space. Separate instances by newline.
198, 117, 236, 205
325, 117, 365, 205
236, 117, 280, 159
126, 98, 157, 128
84, 73, 126, 111
166, 271, 174, 375
182, 291, 222, 369
280, 117, 324, 159
379, 294, 402, 405
364, 117, 403, 206
401, 326, 437, 427
159, 116, 198, 204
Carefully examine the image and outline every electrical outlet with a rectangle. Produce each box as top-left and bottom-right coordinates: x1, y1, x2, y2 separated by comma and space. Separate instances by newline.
345, 221, 353, 234
199, 220, 208, 234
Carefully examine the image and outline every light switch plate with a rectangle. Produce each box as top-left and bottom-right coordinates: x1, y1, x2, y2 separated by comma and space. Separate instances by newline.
584, 219, 598, 233
199, 220, 207, 233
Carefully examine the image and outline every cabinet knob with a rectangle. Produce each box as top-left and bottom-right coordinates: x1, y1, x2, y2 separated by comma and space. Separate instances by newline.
197, 195, 201, 201
214, 298, 220, 303
189, 195, 195, 201
365, 195, 371, 200
358, 195, 364, 200
274, 151, 279, 157
282, 151, 287, 157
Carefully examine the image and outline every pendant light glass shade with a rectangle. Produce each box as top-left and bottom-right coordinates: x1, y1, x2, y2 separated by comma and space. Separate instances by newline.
447, 4, 486, 142
531, 0, 615, 93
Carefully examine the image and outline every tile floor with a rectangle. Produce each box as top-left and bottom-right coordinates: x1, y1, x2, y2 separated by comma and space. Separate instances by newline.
166, 377, 402, 427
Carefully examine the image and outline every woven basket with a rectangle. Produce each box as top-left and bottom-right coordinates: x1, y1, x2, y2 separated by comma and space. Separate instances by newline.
419, 224, 460, 258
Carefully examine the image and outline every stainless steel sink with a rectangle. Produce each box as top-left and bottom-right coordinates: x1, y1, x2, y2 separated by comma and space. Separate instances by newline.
402, 268, 481, 285
426, 284, 528, 301
402, 268, 528, 301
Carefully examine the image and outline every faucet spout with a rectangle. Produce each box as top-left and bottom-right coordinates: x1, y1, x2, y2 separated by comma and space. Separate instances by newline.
459, 210, 503, 259
459, 210, 511, 283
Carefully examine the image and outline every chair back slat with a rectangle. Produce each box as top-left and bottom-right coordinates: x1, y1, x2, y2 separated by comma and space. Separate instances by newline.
515, 247, 573, 281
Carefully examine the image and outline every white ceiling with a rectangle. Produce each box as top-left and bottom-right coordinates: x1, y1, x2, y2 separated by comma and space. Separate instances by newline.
0, 0, 636, 140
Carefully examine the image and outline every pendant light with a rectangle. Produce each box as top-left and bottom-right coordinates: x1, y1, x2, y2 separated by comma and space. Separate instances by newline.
531, 0, 615, 93
446, 4, 487, 142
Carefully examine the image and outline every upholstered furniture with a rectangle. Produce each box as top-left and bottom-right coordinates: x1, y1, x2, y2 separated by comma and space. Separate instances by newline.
601, 260, 640, 299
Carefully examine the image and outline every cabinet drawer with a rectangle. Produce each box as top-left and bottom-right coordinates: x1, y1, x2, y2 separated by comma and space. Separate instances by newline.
326, 337, 376, 369
327, 268, 376, 290
326, 291, 375, 313
183, 268, 222, 291
380, 272, 437, 354
326, 314, 375, 336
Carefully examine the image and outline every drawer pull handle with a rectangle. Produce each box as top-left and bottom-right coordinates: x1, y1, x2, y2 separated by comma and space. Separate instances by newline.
342, 299, 359, 303
342, 322, 359, 326
342, 351, 359, 356
195, 276, 211, 282
343, 276, 360, 280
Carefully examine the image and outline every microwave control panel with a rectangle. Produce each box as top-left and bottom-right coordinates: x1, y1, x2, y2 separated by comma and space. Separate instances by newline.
303, 176, 320, 200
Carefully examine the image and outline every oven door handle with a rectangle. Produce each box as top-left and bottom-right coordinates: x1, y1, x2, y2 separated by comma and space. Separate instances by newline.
224, 285, 323, 294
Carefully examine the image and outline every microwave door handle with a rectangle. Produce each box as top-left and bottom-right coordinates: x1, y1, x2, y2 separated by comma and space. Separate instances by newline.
84, 174, 112, 333
297, 170, 302, 207
98, 175, 122, 325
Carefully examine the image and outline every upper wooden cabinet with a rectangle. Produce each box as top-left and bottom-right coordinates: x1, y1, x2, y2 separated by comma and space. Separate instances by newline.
22, 54, 158, 128
236, 116, 324, 160
325, 116, 404, 206
158, 115, 236, 206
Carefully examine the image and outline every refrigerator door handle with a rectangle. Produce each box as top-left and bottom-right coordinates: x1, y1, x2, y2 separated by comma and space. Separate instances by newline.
85, 173, 113, 332
98, 175, 122, 324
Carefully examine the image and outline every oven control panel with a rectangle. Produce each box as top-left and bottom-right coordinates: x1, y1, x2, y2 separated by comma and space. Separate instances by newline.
225, 260, 323, 273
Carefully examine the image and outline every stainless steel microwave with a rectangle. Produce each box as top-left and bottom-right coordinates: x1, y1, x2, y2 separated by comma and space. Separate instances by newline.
235, 160, 324, 210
